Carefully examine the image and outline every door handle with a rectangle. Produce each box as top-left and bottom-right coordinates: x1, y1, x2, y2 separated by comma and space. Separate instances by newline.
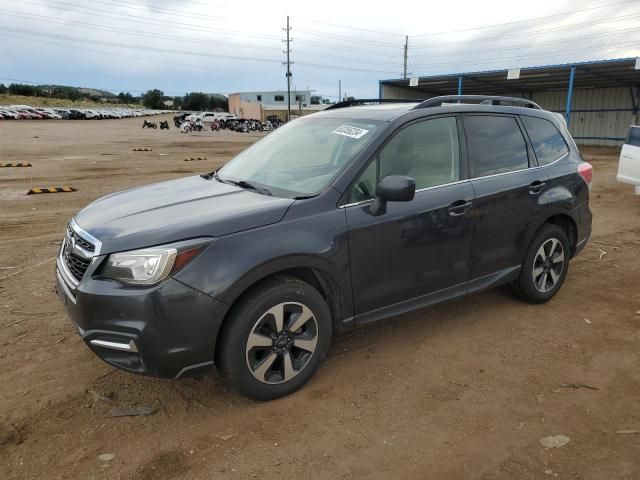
622, 154, 633, 159
448, 199, 472, 216
529, 180, 546, 195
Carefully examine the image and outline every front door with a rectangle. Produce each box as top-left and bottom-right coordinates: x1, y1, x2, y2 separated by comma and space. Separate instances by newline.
345, 116, 475, 316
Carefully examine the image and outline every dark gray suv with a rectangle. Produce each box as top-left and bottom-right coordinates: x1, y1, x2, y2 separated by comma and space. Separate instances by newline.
55, 96, 592, 400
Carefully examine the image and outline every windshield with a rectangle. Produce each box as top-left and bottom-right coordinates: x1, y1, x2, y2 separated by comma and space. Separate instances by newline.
218, 116, 383, 197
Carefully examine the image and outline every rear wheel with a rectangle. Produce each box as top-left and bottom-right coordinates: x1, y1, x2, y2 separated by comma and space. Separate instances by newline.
511, 224, 570, 304
218, 276, 331, 400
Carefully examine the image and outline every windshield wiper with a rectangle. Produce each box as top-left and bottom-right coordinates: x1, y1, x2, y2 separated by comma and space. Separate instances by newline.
227, 179, 272, 196
200, 169, 218, 180
203, 171, 272, 196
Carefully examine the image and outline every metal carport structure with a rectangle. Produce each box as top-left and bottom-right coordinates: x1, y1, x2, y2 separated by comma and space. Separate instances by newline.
379, 57, 640, 146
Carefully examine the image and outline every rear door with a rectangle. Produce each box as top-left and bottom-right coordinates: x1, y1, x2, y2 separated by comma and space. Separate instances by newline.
617, 125, 640, 186
464, 114, 548, 280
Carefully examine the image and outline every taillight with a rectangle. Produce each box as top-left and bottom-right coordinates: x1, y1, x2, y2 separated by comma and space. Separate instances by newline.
578, 162, 593, 188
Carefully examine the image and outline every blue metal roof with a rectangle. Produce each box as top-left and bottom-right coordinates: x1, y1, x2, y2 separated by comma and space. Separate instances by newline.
381, 57, 637, 83
380, 57, 639, 95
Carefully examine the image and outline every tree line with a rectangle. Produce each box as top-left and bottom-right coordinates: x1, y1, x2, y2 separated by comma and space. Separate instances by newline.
141, 89, 228, 111
0, 83, 229, 111
0, 82, 140, 104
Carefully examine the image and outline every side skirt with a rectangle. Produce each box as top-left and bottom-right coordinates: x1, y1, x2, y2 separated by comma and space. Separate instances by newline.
353, 266, 521, 327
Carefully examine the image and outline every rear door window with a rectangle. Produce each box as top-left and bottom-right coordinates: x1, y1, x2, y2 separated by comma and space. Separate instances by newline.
521, 115, 569, 165
627, 126, 640, 147
464, 115, 529, 177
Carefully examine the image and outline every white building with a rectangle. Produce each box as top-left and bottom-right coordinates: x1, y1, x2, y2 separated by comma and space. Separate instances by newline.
228, 90, 326, 121
231, 90, 312, 108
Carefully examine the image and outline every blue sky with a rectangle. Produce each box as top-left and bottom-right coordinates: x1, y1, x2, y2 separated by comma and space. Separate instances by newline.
1, 0, 639, 100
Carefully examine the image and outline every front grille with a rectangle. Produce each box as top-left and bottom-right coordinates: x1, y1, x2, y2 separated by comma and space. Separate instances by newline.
62, 224, 96, 282
65, 251, 91, 281
75, 236, 95, 253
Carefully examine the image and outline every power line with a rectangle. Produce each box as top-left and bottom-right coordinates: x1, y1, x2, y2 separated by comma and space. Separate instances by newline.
0, 32, 360, 93
295, 0, 637, 40
18, 0, 282, 42
411, 11, 640, 48
295, 28, 403, 49
0, 9, 405, 69
0, 9, 281, 53
294, 39, 402, 58
0, 26, 284, 64
289, 11, 640, 59
410, 40, 640, 74
81, 0, 225, 23
0, 25, 403, 75
411, 27, 640, 59
410, 0, 639, 37
295, 17, 405, 37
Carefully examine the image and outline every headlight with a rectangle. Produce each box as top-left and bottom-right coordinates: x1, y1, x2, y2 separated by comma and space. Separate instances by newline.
102, 248, 177, 285
101, 241, 208, 286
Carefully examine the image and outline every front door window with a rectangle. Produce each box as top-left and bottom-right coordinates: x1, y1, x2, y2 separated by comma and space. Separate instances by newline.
350, 116, 460, 203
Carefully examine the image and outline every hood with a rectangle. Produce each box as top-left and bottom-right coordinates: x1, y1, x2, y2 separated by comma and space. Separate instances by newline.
75, 175, 294, 254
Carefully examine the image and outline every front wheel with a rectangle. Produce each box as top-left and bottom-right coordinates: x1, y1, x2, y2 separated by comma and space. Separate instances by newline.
511, 224, 570, 304
217, 276, 332, 400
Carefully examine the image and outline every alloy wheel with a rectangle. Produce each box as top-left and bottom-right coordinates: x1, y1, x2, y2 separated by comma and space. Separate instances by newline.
245, 302, 319, 384
532, 238, 565, 293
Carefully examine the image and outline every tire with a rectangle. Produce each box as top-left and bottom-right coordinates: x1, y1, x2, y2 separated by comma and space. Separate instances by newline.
217, 275, 332, 400
511, 224, 570, 304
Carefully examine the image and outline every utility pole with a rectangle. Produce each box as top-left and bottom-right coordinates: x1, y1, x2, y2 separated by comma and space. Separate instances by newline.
338, 80, 341, 102
282, 16, 293, 122
403, 35, 408, 79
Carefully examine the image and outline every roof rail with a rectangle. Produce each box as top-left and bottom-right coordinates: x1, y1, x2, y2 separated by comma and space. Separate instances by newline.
413, 95, 542, 110
324, 98, 423, 110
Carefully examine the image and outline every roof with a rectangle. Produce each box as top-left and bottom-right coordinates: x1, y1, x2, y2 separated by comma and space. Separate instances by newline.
312, 103, 417, 121
311, 98, 561, 123
380, 57, 640, 96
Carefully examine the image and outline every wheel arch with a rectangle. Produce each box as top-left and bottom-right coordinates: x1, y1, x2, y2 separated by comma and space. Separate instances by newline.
544, 214, 578, 256
213, 259, 352, 364
528, 212, 578, 258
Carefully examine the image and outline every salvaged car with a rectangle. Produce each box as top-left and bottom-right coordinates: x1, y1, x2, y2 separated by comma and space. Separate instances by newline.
617, 124, 640, 194
56, 96, 592, 400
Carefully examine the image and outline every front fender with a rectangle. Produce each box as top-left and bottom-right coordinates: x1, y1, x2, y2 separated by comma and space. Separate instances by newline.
174, 208, 353, 321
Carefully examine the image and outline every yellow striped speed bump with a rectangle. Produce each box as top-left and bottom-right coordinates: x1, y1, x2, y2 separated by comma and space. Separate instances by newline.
0, 163, 32, 167
27, 187, 77, 195
184, 157, 207, 162
133, 148, 153, 152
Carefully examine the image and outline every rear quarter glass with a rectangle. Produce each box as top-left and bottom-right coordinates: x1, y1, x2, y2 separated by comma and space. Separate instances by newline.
618, 126, 640, 186
626, 126, 640, 147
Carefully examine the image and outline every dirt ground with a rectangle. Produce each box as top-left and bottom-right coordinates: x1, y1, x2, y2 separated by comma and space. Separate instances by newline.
0, 116, 639, 480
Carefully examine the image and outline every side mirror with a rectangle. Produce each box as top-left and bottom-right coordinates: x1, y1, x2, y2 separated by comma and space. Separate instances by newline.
369, 175, 416, 216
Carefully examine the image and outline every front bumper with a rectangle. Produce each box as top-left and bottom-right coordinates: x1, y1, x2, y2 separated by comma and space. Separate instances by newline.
55, 256, 229, 379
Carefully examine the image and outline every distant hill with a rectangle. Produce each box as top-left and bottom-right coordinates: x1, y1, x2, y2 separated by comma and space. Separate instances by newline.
0, 94, 142, 109
39, 85, 118, 99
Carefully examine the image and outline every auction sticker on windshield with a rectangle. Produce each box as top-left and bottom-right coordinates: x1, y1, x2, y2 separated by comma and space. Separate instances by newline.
332, 125, 369, 139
